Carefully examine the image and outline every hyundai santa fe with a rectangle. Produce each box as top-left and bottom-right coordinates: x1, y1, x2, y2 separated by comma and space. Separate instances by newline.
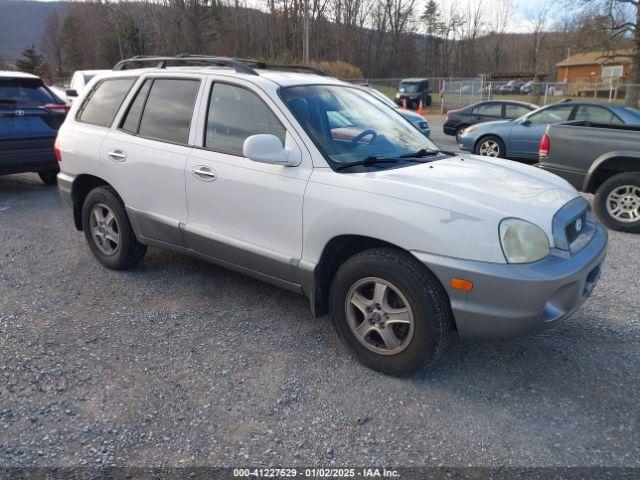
56, 56, 607, 374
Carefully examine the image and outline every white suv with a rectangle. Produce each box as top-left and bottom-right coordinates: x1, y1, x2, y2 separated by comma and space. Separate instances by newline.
56, 57, 607, 374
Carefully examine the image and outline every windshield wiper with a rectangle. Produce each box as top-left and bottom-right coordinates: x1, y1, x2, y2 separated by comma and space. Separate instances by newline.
334, 156, 401, 171
398, 148, 441, 158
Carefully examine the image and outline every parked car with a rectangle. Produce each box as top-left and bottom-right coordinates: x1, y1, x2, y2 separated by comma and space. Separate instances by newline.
499, 80, 525, 94
57, 56, 607, 375
49, 85, 70, 103
459, 101, 640, 162
361, 86, 430, 137
520, 81, 536, 94
538, 119, 640, 232
394, 78, 432, 108
0, 71, 70, 184
65, 69, 110, 102
443, 100, 538, 140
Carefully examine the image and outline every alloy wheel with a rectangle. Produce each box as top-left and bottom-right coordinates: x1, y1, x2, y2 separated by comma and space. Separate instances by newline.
345, 277, 415, 355
89, 203, 120, 255
478, 139, 500, 157
606, 185, 640, 223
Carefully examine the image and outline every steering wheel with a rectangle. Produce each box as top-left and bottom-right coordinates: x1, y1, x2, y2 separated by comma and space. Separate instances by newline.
347, 129, 378, 150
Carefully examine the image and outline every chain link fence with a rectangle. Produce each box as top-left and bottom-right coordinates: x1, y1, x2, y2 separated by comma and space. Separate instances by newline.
351, 77, 640, 113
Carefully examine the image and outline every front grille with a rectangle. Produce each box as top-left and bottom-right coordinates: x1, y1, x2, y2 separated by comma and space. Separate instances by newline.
552, 197, 595, 254
565, 211, 587, 245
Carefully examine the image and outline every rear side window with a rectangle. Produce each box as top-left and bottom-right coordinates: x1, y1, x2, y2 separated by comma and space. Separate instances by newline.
137, 79, 199, 144
0, 78, 57, 107
505, 104, 532, 119
205, 83, 285, 156
574, 105, 622, 124
77, 78, 135, 127
473, 103, 502, 116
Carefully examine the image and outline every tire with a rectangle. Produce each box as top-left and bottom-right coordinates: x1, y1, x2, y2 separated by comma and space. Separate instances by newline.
455, 126, 468, 142
329, 248, 452, 375
594, 172, 640, 233
475, 135, 505, 158
81, 186, 147, 270
38, 169, 59, 185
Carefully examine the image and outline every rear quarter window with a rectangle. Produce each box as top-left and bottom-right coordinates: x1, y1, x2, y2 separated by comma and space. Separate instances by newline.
77, 78, 136, 127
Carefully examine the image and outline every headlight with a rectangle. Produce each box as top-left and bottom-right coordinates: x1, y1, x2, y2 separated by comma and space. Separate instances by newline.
395, 93, 400, 99
499, 218, 550, 263
463, 125, 476, 134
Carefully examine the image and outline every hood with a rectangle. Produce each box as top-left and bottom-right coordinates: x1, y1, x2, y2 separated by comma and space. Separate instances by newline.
398, 109, 426, 123
467, 119, 513, 131
351, 154, 579, 242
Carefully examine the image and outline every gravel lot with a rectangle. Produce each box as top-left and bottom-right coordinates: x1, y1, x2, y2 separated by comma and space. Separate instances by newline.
1, 160, 639, 469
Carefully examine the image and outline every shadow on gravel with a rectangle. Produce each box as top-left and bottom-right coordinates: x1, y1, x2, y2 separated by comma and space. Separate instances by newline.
0, 174, 54, 195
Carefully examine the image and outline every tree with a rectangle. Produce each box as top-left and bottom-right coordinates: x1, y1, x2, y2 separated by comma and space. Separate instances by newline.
15, 45, 49, 76
41, 11, 64, 76
421, 0, 443, 75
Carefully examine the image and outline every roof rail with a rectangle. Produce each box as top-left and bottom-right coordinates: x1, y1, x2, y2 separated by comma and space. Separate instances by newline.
242, 60, 329, 77
113, 55, 330, 77
113, 55, 259, 76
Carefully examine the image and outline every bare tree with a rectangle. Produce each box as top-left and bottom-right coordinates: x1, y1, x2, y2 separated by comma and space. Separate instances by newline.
41, 11, 64, 76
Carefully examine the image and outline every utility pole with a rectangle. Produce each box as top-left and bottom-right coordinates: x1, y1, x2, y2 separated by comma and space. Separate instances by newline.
303, 0, 310, 64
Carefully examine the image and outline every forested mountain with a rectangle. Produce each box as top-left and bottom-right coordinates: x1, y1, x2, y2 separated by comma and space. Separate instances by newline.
0, 0, 67, 61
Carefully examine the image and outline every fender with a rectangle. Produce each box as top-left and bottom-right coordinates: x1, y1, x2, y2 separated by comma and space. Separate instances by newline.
582, 151, 640, 192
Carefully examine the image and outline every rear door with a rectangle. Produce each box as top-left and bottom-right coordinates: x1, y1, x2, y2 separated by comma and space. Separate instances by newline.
0, 77, 67, 172
100, 75, 203, 245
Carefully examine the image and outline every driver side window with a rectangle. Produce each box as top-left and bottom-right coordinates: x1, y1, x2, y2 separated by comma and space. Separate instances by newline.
527, 105, 574, 124
205, 83, 286, 156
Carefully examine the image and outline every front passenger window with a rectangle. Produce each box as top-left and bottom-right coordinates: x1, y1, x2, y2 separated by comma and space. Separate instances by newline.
205, 83, 286, 156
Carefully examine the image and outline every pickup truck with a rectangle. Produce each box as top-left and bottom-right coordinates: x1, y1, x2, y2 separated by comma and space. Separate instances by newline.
538, 120, 640, 232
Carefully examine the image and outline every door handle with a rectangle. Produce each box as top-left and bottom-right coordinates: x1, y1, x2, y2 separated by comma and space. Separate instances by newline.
107, 149, 127, 162
192, 166, 217, 182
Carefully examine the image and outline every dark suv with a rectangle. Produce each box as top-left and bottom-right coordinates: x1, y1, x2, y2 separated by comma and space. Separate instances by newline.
0, 72, 69, 184
395, 78, 432, 108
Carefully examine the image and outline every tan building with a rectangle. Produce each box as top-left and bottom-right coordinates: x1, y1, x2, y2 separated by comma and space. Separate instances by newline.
555, 49, 632, 84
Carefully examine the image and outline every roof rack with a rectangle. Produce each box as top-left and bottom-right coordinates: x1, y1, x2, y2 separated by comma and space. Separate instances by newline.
113, 55, 329, 77
113, 55, 259, 75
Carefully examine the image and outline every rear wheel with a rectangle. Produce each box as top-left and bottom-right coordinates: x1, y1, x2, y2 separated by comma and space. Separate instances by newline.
594, 172, 640, 233
475, 135, 505, 158
38, 169, 59, 185
455, 126, 468, 142
329, 248, 451, 375
81, 186, 147, 270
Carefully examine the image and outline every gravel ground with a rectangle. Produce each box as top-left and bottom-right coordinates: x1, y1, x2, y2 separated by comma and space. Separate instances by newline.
0, 170, 639, 470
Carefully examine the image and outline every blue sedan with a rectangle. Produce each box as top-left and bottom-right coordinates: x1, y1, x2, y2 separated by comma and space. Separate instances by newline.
458, 101, 640, 162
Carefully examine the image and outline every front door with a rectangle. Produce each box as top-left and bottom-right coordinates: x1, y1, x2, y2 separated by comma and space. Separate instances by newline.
184, 80, 312, 284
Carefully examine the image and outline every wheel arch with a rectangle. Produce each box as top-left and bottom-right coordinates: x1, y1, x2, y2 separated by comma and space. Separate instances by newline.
582, 153, 640, 194
310, 235, 453, 327
473, 133, 506, 156
70, 174, 113, 230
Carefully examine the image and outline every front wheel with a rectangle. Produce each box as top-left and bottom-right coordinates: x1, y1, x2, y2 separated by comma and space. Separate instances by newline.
329, 248, 452, 375
475, 135, 505, 158
81, 186, 147, 270
594, 172, 640, 233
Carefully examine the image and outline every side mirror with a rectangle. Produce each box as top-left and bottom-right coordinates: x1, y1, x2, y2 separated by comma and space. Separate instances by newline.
520, 118, 531, 126
65, 89, 78, 97
243, 134, 300, 166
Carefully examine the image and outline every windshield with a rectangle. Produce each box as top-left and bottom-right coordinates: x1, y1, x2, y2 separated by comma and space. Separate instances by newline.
281, 85, 438, 168
399, 82, 422, 93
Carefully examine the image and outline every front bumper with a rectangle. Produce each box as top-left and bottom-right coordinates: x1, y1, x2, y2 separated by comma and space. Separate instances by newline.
412, 224, 607, 338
